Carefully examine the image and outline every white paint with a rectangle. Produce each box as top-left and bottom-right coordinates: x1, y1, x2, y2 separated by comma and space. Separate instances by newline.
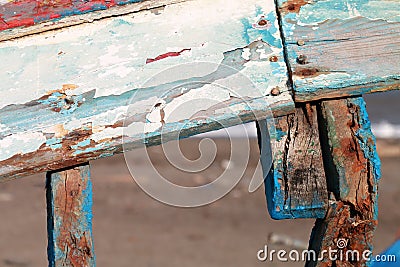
0, 132, 46, 161
0, 0, 280, 109
242, 48, 251, 60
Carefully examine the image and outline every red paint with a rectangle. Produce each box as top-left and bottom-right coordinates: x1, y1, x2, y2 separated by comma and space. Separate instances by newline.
0, 0, 138, 32
146, 49, 191, 64
146, 48, 192, 64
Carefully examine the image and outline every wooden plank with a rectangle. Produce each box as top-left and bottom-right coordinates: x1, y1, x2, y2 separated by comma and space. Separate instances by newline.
0, 0, 295, 181
307, 97, 380, 266
276, 0, 400, 102
0, 0, 188, 41
46, 163, 95, 267
257, 104, 328, 219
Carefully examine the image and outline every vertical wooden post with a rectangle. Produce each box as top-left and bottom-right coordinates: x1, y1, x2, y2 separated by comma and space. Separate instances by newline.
46, 163, 96, 267
307, 97, 380, 267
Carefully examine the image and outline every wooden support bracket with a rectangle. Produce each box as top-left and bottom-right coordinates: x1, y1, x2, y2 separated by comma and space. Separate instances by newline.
46, 163, 96, 267
257, 105, 328, 219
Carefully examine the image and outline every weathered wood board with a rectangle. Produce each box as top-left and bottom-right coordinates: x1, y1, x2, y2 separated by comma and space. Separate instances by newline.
0, 0, 145, 31
277, 0, 400, 102
0, 0, 188, 41
0, 0, 294, 181
308, 97, 380, 266
46, 163, 95, 267
258, 105, 328, 219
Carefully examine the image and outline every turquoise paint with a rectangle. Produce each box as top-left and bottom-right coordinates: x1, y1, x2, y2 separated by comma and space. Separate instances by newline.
71, 139, 91, 150
353, 97, 381, 180
277, 0, 400, 100
241, 10, 282, 49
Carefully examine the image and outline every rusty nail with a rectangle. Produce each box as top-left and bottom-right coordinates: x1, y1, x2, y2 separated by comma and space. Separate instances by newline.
258, 19, 268, 26
297, 40, 305, 46
271, 87, 281, 96
296, 54, 308, 65
287, 3, 296, 11
269, 55, 278, 62
65, 96, 74, 105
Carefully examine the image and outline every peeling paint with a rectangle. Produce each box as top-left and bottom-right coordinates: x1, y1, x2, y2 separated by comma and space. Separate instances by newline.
0, 0, 293, 181
0, 132, 46, 161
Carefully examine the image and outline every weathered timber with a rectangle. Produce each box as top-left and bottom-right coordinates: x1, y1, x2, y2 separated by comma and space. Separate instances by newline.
258, 104, 328, 219
276, 0, 400, 102
0, 0, 188, 40
307, 97, 380, 267
0, 0, 295, 182
46, 163, 95, 267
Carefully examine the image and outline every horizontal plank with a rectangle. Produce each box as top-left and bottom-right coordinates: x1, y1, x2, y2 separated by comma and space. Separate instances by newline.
277, 0, 400, 102
0, 0, 188, 40
0, 0, 294, 181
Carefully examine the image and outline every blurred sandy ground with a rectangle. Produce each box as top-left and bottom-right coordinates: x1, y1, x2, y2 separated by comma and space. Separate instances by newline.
0, 138, 398, 267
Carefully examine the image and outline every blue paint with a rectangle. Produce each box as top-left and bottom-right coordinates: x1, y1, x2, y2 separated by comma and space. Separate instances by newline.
353, 97, 382, 181
46, 138, 63, 150
71, 139, 91, 150
241, 9, 282, 49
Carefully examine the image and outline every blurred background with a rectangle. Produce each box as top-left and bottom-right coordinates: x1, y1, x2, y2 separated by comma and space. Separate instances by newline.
0, 91, 399, 267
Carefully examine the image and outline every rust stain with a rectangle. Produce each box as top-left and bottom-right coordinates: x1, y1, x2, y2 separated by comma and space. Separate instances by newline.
280, 0, 309, 14
317, 203, 376, 266
293, 67, 334, 78
293, 67, 322, 78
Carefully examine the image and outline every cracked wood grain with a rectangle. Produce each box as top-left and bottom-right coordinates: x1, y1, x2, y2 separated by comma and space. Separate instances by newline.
307, 97, 380, 267
46, 163, 95, 267
257, 104, 328, 219
276, 0, 400, 102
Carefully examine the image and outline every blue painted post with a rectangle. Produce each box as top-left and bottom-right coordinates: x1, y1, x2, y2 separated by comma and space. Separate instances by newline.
307, 97, 380, 267
46, 163, 95, 267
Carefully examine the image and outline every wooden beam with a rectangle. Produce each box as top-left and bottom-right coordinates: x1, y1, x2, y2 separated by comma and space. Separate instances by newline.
276, 0, 400, 102
257, 104, 328, 219
0, 0, 294, 181
46, 163, 95, 267
307, 97, 380, 266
